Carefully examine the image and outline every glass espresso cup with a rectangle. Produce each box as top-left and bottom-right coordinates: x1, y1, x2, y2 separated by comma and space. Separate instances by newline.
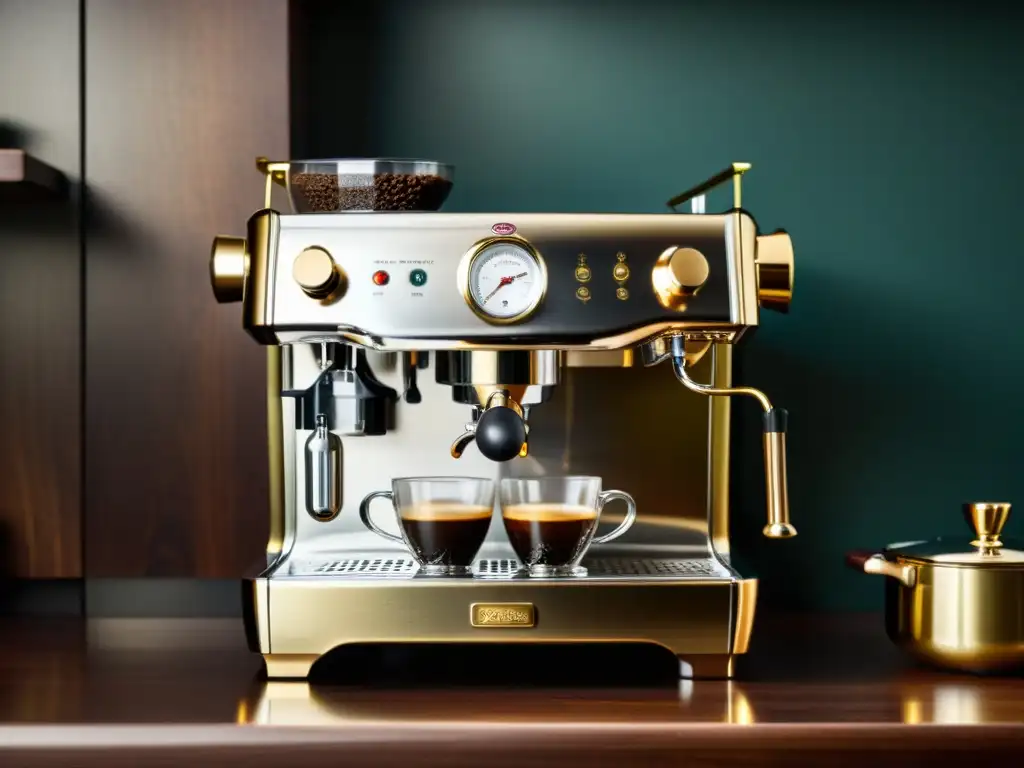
359, 477, 495, 575
499, 476, 637, 577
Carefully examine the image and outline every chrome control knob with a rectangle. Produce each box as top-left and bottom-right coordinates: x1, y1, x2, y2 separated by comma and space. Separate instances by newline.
651, 246, 709, 310
210, 236, 247, 303
293, 247, 345, 300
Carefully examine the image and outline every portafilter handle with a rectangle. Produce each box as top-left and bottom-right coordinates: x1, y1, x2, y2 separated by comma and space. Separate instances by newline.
450, 391, 529, 463
670, 338, 795, 539
474, 406, 527, 462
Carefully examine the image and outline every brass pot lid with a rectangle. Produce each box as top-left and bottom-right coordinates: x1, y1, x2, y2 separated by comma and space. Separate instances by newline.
885, 503, 1024, 567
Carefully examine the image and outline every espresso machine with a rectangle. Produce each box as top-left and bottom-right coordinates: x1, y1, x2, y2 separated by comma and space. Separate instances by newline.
210, 158, 795, 680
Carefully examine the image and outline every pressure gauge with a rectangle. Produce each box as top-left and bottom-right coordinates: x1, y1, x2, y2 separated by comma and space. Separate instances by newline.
459, 238, 547, 324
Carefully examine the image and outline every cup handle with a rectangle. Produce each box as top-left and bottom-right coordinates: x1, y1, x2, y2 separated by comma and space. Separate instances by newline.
592, 490, 637, 544
358, 491, 403, 543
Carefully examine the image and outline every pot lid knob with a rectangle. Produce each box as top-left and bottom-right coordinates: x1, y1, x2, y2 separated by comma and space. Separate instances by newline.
964, 502, 1012, 550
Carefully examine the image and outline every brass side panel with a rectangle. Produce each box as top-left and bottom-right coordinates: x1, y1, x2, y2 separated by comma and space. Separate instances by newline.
243, 577, 271, 654
244, 209, 280, 338
709, 345, 732, 555
266, 346, 284, 559
267, 579, 735, 657
731, 578, 758, 654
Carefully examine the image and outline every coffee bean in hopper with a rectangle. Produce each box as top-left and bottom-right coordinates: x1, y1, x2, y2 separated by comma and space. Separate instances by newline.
290, 172, 452, 212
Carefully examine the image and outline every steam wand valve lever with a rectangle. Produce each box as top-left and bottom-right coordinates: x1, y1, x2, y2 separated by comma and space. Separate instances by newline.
669, 337, 795, 539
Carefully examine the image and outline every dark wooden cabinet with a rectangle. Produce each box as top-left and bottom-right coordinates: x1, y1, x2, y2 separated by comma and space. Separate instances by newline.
82, 0, 288, 577
0, 0, 82, 579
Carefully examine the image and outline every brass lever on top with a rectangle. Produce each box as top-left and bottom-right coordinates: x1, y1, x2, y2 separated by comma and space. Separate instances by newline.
669, 337, 795, 540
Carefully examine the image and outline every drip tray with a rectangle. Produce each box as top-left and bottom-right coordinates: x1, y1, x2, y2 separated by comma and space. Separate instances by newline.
284, 557, 729, 580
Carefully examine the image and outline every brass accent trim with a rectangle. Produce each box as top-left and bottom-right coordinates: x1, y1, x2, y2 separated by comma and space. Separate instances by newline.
210, 236, 248, 303
965, 502, 1012, 550
335, 322, 740, 353
470, 602, 536, 628
564, 350, 635, 368
264, 654, 318, 679
266, 347, 285, 559
244, 209, 281, 333
456, 236, 548, 325
256, 156, 289, 208
755, 231, 794, 313
651, 246, 709, 310
576, 286, 591, 302
731, 578, 758, 654
709, 345, 732, 554
667, 162, 751, 211
255, 578, 271, 652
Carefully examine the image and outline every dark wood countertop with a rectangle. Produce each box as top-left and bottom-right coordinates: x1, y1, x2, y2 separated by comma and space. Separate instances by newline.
1, 613, 1022, 766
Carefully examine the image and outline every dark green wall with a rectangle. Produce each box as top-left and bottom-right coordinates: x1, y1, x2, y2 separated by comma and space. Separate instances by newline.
293, 0, 1024, 611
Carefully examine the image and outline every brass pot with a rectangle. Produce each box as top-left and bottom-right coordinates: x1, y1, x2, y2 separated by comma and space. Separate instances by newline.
846, 502, 1024, 674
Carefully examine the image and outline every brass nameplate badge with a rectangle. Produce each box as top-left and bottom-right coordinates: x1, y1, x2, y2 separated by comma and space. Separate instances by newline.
470, 602, 535, 628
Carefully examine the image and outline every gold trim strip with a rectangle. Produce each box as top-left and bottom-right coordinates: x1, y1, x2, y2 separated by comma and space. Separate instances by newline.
327, 324, 741, 353
667, 162, 751, 210
266, 346, 284, 558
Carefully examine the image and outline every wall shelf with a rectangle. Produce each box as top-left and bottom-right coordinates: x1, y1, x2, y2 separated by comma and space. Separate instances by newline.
0, 149, 68, 201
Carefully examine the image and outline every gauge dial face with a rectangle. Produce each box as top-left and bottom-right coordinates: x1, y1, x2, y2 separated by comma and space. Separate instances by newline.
465, 240, 546, 322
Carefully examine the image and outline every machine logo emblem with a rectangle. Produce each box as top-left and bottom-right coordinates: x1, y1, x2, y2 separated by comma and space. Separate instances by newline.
470, 602, 535, 628
491, 222, 517, 235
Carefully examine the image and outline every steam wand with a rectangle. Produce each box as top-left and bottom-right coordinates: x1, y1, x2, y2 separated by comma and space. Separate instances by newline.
669, 338, 795, 539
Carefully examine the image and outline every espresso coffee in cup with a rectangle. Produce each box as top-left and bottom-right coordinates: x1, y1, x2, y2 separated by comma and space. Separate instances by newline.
502, 504, 599, 566
360, 477, 495, 576
499, 476, 637, 578
400, 503, 494, 567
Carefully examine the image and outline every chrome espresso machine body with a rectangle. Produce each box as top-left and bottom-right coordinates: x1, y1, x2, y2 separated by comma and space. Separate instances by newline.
210, 159, 795, 679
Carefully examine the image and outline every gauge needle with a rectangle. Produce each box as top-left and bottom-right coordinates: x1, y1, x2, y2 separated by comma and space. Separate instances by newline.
482, 272, 528, 304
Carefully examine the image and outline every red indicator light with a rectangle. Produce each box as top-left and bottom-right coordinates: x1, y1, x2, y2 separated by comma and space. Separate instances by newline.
372, 270, 390, 286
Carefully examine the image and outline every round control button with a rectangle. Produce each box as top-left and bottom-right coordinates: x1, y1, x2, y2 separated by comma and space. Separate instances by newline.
410, 268, 427, 287
372, 270, 390, 286
293, 247, 342, 299
651, 246, 709, 310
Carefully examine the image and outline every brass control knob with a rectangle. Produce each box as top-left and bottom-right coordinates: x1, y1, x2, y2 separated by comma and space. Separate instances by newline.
755, 231, 794, 313
293, 247, 344, 300
210, 236, 248, 304
651, 246, 709, 311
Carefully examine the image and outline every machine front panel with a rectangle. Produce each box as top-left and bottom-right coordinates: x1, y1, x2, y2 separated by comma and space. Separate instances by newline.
262, 212, 750, 345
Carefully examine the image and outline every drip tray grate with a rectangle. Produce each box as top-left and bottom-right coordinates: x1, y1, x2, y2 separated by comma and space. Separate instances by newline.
288, 557, 725, 579
309, 558, 417, 576
588, 558, 719, 577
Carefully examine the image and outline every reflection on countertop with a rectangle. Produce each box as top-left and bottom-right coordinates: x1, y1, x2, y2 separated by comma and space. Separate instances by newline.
0, 614, 1021, 728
